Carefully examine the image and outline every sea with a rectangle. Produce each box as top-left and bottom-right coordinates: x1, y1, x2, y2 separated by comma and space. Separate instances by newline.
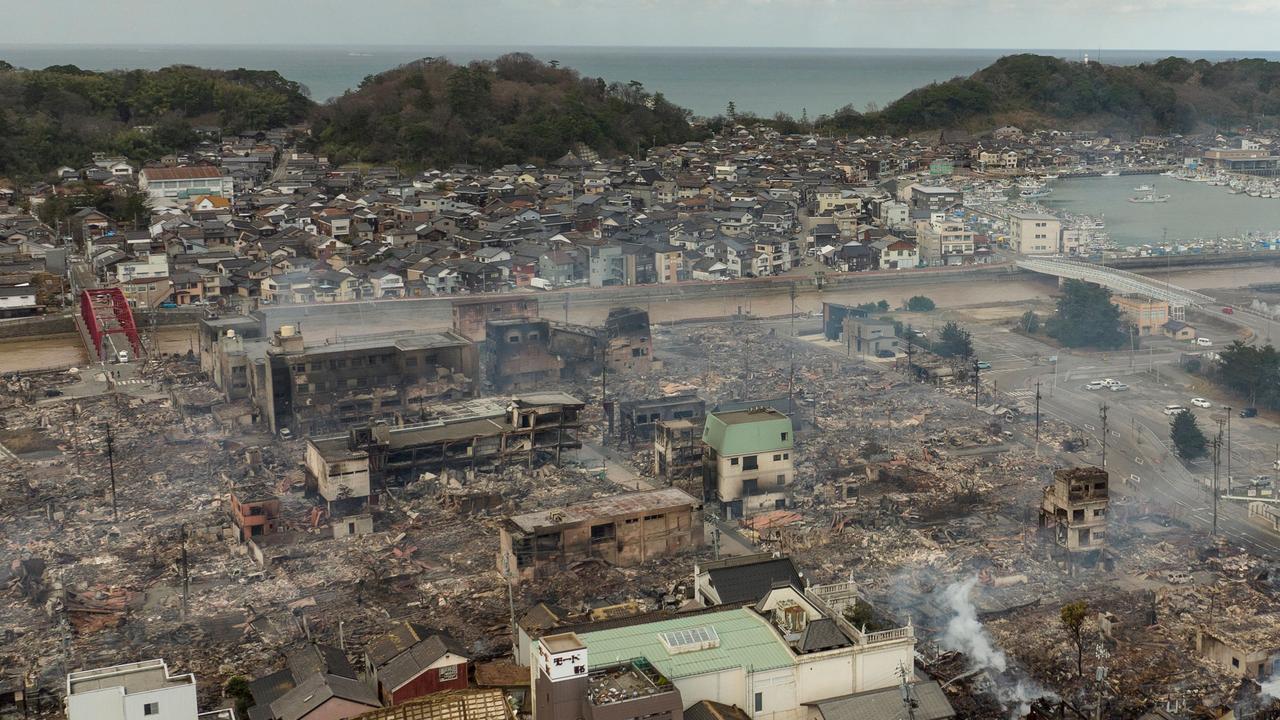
1042, 176, 1280, 247
4, 44, 1280, 117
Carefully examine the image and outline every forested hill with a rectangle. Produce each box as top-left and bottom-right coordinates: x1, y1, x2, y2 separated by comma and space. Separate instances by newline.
817, 54, 1280, 136
307, 53, 701, 168
0, 62, 313, 177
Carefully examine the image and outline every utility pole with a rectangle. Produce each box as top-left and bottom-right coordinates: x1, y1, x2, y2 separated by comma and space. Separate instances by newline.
180, 523, 189, 619
563, 293, 569, 325
600, 340, 609, 442
1098, 403, 1109, 468
789, 283, 797, 337
1225, 406, 1233, 495
972, 358, 981, 406
1034, 380, 1043, 455
1212, 431, 1222, 538
105, 424, 118, 522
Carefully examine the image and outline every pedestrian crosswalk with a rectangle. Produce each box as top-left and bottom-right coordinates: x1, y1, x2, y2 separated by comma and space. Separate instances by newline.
1006, 389, 1036, 400
114, 378, 147, 386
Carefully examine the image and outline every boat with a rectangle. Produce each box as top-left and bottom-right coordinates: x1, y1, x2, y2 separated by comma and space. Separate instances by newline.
1128, 194, 1170, 203
1133, 184, 1154, 192
1019, 188, 1052, 199
1040, 174, 1060, 180
1100, 170, 1121, 177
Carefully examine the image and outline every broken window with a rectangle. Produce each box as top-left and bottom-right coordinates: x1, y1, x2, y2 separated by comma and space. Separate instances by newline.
438, 664, 459, 682
743, 455, 759, 471
743, 479, 759, 495
776, 474, 786, 486
1073, 509, 1085, 522
730, 457, 739, 466
590, 523, 616, 540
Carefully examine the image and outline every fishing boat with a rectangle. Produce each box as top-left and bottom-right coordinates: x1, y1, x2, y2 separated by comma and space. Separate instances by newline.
1040, 174, 1060, 180
1019, 188, 1052, 199
1133, 184, 1154, 192
1100, 170, 1121, 177
1128, 193, 1170, 203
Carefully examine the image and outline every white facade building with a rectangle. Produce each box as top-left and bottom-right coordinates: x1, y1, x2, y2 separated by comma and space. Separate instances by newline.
67, 659, 200, 720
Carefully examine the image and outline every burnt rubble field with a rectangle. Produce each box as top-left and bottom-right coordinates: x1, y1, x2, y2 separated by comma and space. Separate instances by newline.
3, 319, 1277, 718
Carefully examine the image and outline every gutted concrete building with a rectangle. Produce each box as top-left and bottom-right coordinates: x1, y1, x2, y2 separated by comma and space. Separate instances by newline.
484, 318, 564, 391
498, 488, 703, 585
618, 393, 705, 446
1039, 466, 1109, 567
305, 393, 585, 507
452, 296, 539, 341
654, 419, 704, 485
603, 307, 653, 372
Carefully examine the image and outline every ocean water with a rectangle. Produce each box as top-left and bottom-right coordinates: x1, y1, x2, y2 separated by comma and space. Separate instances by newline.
3, 44, 1280, 117
1042, 176, 1280, 246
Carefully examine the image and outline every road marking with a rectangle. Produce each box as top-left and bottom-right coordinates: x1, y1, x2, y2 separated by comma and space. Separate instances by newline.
1134, 457, 1145, 465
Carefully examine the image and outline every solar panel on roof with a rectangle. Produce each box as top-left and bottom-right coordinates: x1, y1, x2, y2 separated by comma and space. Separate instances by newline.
658, 626, 720, 654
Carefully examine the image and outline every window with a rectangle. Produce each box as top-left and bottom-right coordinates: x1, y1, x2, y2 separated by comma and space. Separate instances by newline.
730, 457, 739, 466
1233, 657, 1240, 668
508, 335, 521, 343
754, 693, 763, 713
438, 664, 459, 681
783, 453, 789, 460
777, 474, 786, 486
743, 456, 759, 471
144, 703, 160, 716
780, 432, 788, 441
773, 454, 782, 461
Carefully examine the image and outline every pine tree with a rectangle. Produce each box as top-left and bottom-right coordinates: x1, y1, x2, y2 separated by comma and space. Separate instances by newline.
1170, 409, 1208, 460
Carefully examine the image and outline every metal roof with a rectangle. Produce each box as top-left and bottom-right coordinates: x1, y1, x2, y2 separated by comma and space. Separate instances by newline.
572, 608, 793, 679
702, 409, 793, 456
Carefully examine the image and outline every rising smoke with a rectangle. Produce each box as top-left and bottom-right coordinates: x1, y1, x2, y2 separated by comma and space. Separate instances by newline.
937, 577, 1056, 718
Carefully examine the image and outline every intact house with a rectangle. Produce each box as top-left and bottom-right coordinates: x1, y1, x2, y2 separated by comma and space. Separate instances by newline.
66, 658, 233, 720
366, 622, 469, 706
702, 407, 795, 519
139, 166, 235, 200
1008, 211, 1062, 255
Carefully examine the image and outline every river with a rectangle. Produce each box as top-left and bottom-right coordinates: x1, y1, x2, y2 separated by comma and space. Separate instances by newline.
1042, 175, 1280, 247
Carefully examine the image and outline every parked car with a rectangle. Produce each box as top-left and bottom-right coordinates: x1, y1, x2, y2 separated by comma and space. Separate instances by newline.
1195, 337, 1213, 347
1190, 397, 1211, 408
1240, 407, 1258, 418
1100, 378, 1122, 388
875, 349, 895, 358
158, 301, 178, 309
1085, 381, 1106, 391
1163, 404, 1188, 416
976, 361, 992, 370
1166, 571, 1193, 585
1222, 306, 1234, 315
1109, 383, 1129, 392
278, 427, 293, 440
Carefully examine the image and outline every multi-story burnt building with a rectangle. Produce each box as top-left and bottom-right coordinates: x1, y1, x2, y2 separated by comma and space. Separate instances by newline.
484, 318, 565, 391
603, 307, 653, 372
304, 392, 585, 511
202, 318, 478, 434
618, 394, 705, 447
453, 296, 539, 341
1039, 466, 1110, 571
654, 419, 704, 486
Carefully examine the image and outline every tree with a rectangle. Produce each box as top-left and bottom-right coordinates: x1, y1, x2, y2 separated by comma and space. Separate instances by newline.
726, 100, 737, 119
224, 676, 252, 719
905, 295, 936, 312
1171, 409, 1209, 460
1060, 600, 1089, 677
1018, 310, 1041, 333
876, 300, 890, 312
1045, 279, 1126, 349
936, 321, 974, 359
1216, 341, 1279, 407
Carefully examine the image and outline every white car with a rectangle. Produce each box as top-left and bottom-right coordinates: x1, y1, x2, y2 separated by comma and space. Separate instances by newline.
1190, 398, 1211, 408
1163, 404, 1188, 416
1085, 381, 1106, 391
1109, 383, 1130, 392
1195, 337, 1213, 347
1101, 378, 1121, 387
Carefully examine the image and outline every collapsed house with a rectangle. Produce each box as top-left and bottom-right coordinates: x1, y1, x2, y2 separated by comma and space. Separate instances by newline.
304, 392, 585, 511
497, 488, 704, 584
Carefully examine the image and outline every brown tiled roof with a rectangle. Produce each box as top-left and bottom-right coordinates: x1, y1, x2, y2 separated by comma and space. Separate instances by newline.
141, 166, 226, 180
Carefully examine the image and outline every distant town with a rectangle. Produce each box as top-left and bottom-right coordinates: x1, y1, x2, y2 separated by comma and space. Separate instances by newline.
3, 117, 1280, 720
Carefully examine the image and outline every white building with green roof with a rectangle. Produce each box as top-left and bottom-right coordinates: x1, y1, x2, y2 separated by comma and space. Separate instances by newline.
533, 592, 915, 720
702, 408, 795, 519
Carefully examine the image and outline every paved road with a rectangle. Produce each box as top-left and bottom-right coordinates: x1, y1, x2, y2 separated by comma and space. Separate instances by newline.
970, 325, 1280, 558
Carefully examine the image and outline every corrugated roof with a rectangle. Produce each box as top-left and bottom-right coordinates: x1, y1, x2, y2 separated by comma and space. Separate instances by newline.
572, 608, 792, 679
812, 681, 955, 720
141, 166, 226, 181
507, 488, 698, 533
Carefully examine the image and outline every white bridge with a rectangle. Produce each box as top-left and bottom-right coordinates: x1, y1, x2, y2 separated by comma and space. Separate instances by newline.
1015, 257, 1216, 308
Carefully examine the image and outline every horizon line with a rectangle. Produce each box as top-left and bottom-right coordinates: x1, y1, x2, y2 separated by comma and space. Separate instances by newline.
1, 42, 1278, 55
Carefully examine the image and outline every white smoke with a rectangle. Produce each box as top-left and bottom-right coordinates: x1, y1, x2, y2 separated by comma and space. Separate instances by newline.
940, 576, 1007, 672
937, 577, 1055, 718
1261, 676, 1280, 699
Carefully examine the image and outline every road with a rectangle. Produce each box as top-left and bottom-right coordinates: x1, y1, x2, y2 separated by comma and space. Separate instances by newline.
970, 322, 1280, 558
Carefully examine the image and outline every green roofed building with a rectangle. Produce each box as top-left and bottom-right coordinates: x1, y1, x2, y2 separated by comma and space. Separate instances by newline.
701, 407, 794, 519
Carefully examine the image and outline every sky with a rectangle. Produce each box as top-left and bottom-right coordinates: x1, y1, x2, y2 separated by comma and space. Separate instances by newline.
4, 0, 1280, 51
